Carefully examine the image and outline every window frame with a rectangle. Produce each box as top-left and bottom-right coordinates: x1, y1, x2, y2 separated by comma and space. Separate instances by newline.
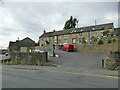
72, 38, 77, 44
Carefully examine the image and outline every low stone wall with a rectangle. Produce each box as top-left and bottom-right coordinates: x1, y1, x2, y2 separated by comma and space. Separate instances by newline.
10, 52, 48, 65
76, 43, 118, 54
103, 51, 120, 70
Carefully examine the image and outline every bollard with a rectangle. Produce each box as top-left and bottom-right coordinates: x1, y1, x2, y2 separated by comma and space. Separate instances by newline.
102, 59, 104, 67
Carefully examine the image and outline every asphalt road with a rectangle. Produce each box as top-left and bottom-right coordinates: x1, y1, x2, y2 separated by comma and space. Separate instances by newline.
1, 51, 118, 88
49, 50, 104, 69
2, 66, 118, 88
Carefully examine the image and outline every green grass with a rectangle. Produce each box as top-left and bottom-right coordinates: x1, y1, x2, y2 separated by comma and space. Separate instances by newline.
4, 60, 57, 67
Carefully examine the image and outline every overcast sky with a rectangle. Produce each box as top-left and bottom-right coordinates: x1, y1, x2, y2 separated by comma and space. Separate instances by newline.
0, 1, 118, 48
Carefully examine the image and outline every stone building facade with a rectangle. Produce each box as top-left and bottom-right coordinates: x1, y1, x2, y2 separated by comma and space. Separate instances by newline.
9, 37, 36, 53
39, 23, 115, 49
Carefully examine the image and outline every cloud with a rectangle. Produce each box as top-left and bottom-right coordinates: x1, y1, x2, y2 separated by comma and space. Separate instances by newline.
0, 2, 118, 48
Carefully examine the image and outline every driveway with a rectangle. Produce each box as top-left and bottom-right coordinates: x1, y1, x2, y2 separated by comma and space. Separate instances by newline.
49, 50, 104, 69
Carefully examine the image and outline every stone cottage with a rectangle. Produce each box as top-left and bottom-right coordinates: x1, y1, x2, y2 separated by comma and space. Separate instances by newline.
9, 37, 36, 53
39, 23, 114, 50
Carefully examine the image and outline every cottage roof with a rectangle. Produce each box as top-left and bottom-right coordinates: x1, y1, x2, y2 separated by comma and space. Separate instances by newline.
40, 32, 53, 38
9, 41, 17, 46
9, 37, 36, 47
75, 23, 114, 33
39, 23, 114, 38
39, 29, 73, 38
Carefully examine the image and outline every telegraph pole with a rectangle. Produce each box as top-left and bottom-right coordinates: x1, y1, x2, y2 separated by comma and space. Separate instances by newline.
95, 20, 97, 26
95, 20, 97, 29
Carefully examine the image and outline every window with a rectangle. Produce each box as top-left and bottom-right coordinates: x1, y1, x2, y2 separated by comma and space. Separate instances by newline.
79, 38, 82, 43
54, 36, 57, 39
80, 29, 83, 31
64, 39, 67, 44
90, 37, 94, 44
92, 28, 95, 30
20, 47, 27, 52
58, 39, 61, 45
90, 31, 94, 34
72, 38, 77, 44
64, 35, 69, 38
79, 32, 82, 36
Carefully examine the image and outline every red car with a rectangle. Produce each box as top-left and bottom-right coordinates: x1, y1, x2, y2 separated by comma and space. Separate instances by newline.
62, 44, 74, 52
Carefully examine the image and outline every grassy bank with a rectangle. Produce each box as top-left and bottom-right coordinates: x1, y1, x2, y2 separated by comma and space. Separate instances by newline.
3, 60, 57, 67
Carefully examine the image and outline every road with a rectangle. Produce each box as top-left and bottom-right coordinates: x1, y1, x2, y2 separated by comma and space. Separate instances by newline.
49, 50, 104, 69
1, 51, 118, 88
2, 66, 118, 88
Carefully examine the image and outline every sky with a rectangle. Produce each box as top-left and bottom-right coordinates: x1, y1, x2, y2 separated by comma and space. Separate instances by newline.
0, 1, 119, 49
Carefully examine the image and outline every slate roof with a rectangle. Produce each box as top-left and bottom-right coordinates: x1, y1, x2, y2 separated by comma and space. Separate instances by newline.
40, 32, 53, 38
39, 23, 114, 38
39, 29, 73, 38
75, 23, 114, 33
9, 37, 36, 47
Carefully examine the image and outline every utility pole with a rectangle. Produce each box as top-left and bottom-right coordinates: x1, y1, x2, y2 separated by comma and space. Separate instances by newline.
95, 20, 97, 30
95, 20, 97, 32
95, 20, 97, 26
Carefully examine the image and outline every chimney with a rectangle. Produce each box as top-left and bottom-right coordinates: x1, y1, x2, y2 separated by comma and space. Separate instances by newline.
16, 37, 19, 42
44, 30, 46, 33
18, 37, 19, 41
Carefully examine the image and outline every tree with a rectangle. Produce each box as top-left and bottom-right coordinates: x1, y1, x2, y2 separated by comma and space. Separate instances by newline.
64, 16, 79, 30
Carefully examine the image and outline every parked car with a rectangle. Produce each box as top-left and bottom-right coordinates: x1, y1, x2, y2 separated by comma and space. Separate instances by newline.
62, 44, 74, 52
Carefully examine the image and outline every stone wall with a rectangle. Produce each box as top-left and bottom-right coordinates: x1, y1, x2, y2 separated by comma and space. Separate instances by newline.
76, 43, 118, 54
103, 51, 120, 70
10, 52, 48, 65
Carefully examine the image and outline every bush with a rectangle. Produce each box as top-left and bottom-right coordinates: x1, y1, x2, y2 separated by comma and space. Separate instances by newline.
94, 38, 98, 43
112, 39, 116, 43
108, 39, 112, 44
82, 38, 86, 44
97, 39, 104, 45
5, 61, 10, 65
4, 59, 21, 65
